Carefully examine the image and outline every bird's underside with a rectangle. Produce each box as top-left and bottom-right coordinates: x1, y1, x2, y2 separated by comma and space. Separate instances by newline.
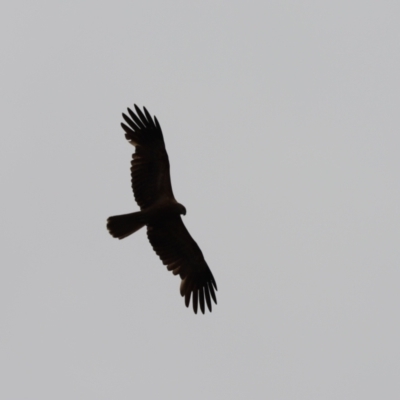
107, 105, 217, 314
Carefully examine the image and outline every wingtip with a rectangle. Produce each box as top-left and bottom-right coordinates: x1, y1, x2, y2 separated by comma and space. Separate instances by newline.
180, 277, 217, 314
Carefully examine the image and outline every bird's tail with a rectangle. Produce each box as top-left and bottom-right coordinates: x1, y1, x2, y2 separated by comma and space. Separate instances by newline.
107, 211, 146, 239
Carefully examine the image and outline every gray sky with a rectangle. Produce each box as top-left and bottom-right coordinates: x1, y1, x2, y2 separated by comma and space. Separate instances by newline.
1, 1, 399, 399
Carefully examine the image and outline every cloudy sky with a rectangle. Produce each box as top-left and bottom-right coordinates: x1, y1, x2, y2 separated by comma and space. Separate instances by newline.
1, 1, 399, 399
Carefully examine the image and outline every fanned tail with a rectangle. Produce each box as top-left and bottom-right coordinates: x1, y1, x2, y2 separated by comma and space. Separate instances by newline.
107, 211, 146, 239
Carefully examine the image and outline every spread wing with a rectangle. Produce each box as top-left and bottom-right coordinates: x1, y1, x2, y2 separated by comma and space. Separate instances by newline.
121, 105, 175, 209
147, 216, 218, 314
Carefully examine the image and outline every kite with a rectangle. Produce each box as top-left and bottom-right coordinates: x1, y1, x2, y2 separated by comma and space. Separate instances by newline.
107, 105, 217, 314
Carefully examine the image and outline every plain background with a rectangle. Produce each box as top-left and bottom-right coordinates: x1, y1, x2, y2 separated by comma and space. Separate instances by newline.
1, 1, 399, 399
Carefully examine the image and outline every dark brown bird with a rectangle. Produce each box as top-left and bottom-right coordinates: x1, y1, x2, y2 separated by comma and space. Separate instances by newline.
107, 105, 217, 314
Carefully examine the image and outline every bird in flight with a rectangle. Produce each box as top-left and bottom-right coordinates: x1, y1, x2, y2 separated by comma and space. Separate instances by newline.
107, 105, 217, 314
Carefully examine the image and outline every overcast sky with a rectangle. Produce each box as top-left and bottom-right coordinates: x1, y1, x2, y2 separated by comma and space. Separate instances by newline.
1, 1, 400, 399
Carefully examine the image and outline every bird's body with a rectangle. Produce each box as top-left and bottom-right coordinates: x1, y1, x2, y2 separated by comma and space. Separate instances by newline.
107, 105, 217, 314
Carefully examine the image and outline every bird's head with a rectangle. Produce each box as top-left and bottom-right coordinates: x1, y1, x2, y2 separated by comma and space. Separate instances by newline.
178, 203, 187, 216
